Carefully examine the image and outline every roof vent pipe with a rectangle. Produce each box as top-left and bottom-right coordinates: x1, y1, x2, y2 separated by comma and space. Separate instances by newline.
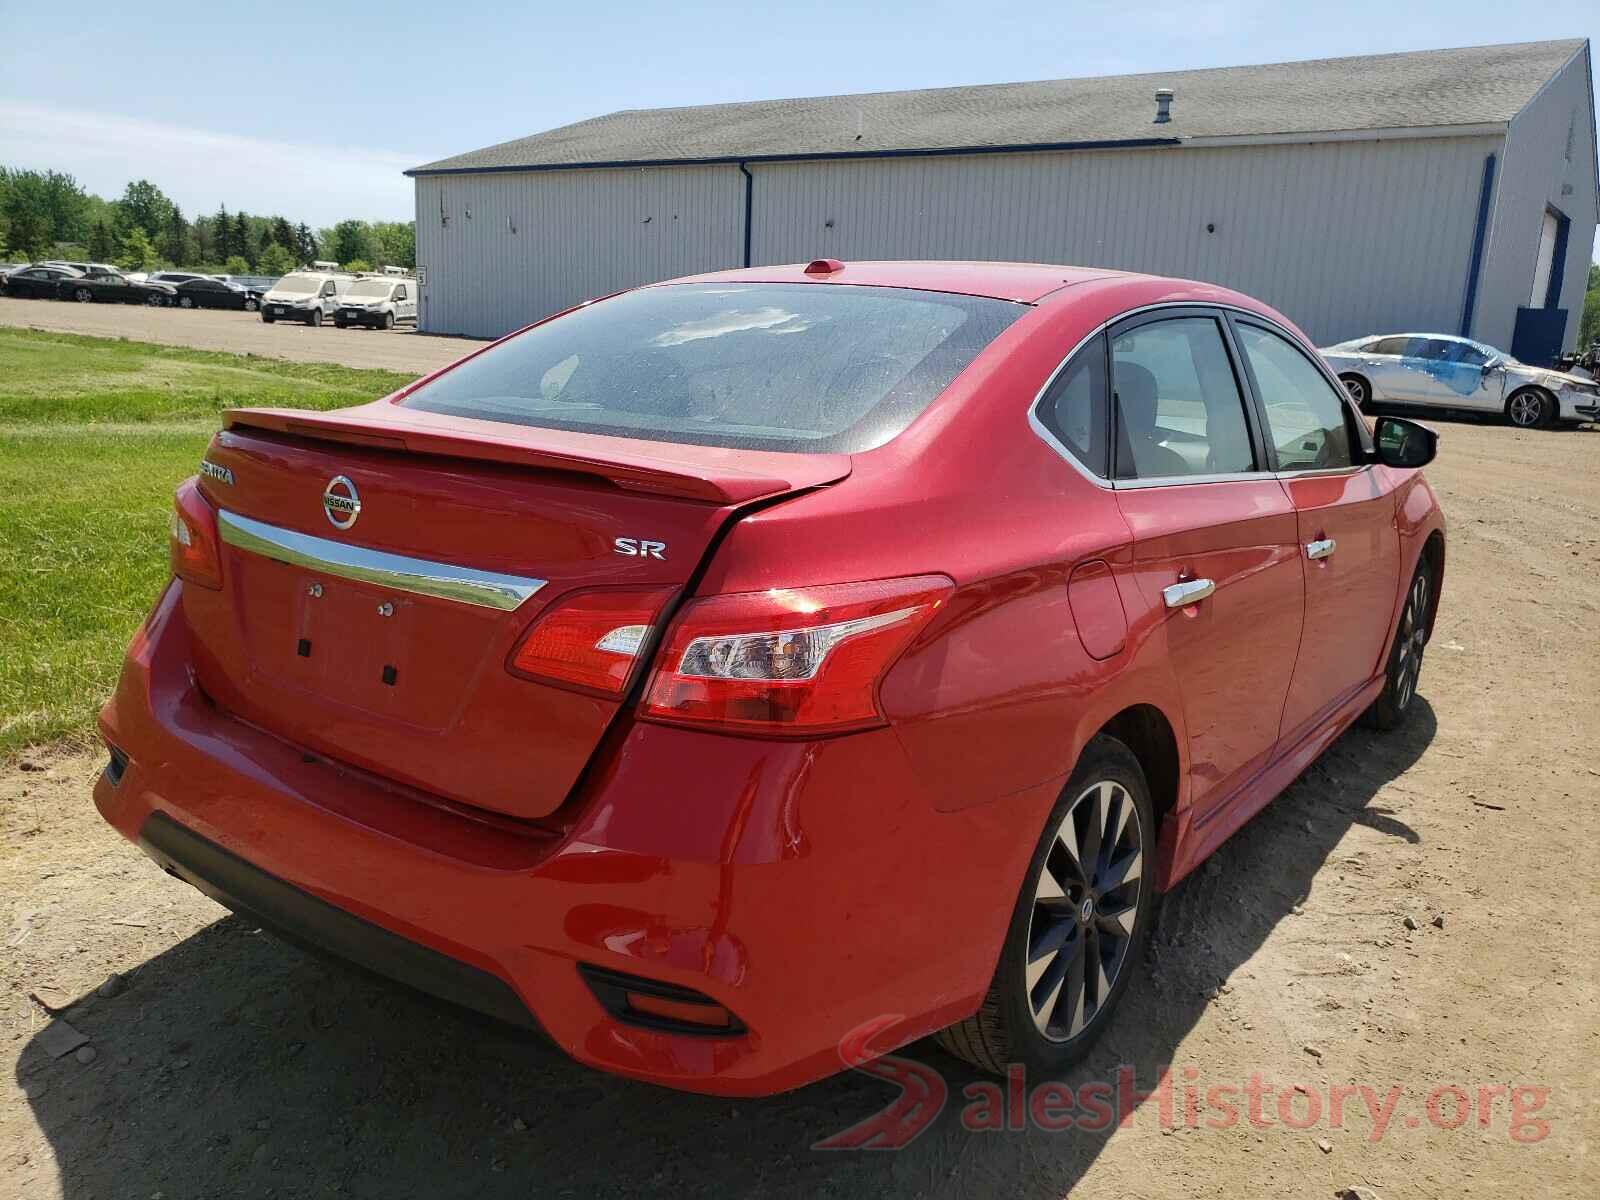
1154, 88, 1174, 124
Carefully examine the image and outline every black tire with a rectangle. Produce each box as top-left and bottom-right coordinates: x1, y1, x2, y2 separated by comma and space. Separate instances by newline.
73, 287, 93, 303
262, 314, 275, 324
1339, 373, 1373, 411
936, 734, 1156, 1078
1505, 387, 1552, 429
381, 311, 394, 330
333, 317, 347, 329
1362, 557, 1434, 731
308, 309, 323, 327
145, 293, 163, 307
178, 295, 194, 309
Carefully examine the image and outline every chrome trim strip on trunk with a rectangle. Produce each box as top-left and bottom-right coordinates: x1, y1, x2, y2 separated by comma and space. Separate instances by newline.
217, 510, 547, 612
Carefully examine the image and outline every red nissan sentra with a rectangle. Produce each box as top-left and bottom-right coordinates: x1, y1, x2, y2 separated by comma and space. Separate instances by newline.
96, 260, 1444, 1094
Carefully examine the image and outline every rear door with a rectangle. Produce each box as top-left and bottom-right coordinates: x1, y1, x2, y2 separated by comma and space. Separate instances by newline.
1228, 316, 1401, 743
1107, 308, 1305, 818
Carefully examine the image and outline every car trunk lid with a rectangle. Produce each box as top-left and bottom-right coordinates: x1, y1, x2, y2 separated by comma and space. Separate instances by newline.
180, 404, 849, 820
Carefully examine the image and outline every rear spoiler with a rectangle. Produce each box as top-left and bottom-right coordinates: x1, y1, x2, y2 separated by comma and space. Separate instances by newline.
222, 405, 851, 506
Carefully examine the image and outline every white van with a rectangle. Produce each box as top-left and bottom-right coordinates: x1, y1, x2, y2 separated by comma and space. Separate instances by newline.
260, 271, 351, 326
334, 276, 418, 330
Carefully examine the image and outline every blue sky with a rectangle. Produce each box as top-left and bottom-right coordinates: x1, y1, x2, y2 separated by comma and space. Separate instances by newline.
0, 0, 1595, 257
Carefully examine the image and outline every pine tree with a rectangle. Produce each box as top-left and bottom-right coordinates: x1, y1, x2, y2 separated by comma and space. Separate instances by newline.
213, 205, 231, 262
269, 216, 294, 252
232, 212, 253, 267
295, 222, 316, 265
88, 220, 117, 262
162, 205, 188, 266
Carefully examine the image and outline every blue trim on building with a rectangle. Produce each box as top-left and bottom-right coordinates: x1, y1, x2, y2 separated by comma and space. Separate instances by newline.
738, 162, 753, 268
1459, 152, 1497, 337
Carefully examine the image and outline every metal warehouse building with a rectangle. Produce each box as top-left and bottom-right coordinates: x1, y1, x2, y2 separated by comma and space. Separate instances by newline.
408, 39, 1598, 360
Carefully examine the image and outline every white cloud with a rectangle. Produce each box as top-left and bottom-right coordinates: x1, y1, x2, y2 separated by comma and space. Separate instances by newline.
0, 103, 423, 227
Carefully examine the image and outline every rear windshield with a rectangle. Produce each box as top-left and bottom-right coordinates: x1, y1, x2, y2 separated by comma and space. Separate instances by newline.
400, 283, 1024, 452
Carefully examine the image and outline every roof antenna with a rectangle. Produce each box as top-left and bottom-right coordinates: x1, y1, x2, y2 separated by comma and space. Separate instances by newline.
1154, 88, 1174, 124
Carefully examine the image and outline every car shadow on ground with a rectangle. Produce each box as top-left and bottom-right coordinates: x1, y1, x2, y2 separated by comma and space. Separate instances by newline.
18, 701, 1435, 1199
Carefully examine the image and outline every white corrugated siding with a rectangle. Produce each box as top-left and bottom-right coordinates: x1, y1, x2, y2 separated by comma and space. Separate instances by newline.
414, 165, 743, 337
749, 137, 1501, 346
415, 136, 1506, 346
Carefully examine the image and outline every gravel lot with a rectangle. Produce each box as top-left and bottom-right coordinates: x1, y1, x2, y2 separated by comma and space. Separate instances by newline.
3, 416, 1597, 1199
0, 297, 481, 375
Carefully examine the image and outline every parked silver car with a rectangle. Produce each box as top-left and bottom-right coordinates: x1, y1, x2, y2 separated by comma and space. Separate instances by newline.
1321, 334, 1600, 428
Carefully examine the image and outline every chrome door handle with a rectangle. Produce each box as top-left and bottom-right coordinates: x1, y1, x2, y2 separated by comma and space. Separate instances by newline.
1162, 578, 1215, 608
1305, 538, 1337, 560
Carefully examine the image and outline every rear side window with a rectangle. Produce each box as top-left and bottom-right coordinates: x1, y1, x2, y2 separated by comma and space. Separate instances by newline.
1034, 334, 1108, 476
401, 283, 1023, 453
1110, 317, 1256, 480
1235, 323, 1354, 471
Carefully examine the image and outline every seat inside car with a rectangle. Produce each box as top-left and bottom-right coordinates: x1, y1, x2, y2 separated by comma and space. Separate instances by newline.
1115, 362, 1190, 478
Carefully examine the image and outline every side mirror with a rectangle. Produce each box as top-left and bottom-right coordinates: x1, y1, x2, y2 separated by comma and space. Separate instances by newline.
1373, 416, 1437, 469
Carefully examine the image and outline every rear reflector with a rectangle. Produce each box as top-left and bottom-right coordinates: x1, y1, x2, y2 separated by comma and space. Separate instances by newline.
577, 963, 746, 1037
170, 476, 223, 590
509, 588, 675, 696
640, 575, 953, 735
625, 991, 735, 1030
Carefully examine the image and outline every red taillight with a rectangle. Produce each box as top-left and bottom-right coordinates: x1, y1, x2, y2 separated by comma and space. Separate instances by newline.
169, 477, 222, 590
640, 575, 953, 735
509, 588, 676, 696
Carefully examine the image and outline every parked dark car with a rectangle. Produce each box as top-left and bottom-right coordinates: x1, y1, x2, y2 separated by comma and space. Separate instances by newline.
58, 271, 177, 306
1, 264, 83, 299
172, 278, 260, 311
43, 260, 122, 278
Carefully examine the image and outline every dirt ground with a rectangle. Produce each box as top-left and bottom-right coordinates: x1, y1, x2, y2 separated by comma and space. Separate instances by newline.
3, 415, 1597, 1199
0, 297, 480, 375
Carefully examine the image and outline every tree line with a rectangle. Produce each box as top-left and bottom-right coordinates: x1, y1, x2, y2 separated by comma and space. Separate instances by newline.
0, 167, 415, 276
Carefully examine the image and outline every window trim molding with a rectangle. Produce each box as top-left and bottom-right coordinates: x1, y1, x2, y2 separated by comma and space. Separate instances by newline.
1226, 312, 1366, 474
1027, 300, 1378, 488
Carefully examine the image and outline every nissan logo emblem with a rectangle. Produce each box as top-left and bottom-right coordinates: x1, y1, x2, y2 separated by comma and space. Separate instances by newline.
322, 475, 361, 530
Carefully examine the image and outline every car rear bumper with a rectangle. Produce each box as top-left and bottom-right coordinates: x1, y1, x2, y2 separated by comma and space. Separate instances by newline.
95, 583, 1043, 1095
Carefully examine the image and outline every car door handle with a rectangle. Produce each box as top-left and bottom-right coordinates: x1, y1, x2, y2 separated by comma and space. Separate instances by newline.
1305, 538, 1336, 560
1162, 578, 1215, 608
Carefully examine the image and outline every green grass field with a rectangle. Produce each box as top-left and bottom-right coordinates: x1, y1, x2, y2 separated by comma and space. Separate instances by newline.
0, 329, 417, 760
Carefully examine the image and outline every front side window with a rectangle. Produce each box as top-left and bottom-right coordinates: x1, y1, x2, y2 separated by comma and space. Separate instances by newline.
1110, 317, 1256, 480
401, 283, 1023, 453
1034, 334, 1108, 476
1235, 323, 1354, 471
1440, 341, 1490, 366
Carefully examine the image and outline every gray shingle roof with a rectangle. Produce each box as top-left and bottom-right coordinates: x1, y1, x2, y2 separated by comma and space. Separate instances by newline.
409, 39, 1587, 175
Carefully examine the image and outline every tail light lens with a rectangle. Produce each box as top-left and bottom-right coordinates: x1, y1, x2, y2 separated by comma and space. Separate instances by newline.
169, 477, 223, 590
509, 588, 676, 696
640, 575, 953, 735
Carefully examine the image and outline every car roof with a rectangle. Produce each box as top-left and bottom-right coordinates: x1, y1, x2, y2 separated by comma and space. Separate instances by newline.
667, 260, 1126, 303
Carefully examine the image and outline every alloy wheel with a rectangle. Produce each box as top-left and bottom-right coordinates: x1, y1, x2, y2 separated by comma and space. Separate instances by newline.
1024, 780, 1143, 1042
75, 288, 92, 302
1342, 376, 1367, 406
1508, 392, 1543, 427
1393, 569, 1429, 711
